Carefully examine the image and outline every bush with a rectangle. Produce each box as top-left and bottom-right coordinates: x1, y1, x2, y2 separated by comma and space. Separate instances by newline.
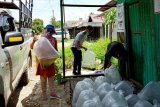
82, 38, 111, 69
55, 38, 118, 71
54, 46, 73, 83
88, 38, 110, 61
54, 38, 118, 83
56, 46, 73, 69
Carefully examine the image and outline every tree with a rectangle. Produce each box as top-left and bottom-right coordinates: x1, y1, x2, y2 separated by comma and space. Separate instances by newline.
32, 18, 44, 35
50, 17, 61, 28
103, 7, 116, 42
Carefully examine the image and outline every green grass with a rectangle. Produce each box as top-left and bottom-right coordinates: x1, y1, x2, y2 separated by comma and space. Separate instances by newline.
55, 37, 116, 71
32, 37, 118, 82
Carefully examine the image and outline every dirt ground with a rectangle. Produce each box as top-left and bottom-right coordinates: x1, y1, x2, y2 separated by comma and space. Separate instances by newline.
7, 61, 72, 107
7, 41, 97, 107
7, 60, 96, 107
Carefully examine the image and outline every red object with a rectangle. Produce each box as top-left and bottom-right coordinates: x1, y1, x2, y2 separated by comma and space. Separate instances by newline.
36, 63, 56, 78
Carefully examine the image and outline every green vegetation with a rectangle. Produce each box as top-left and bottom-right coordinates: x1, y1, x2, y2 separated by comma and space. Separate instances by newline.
54, 37, 118, 73
32, 18, 44, 35
50, 17, 61, 28
55, 46, 73, 70
103, 7, 117, 42
32, 17, 61, 35
87, 38, 109, 62
31, 38, 118, 83
104, 7, 116, 25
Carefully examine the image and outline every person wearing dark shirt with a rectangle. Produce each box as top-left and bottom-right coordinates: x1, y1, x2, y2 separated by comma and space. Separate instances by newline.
104, 41, 127, 80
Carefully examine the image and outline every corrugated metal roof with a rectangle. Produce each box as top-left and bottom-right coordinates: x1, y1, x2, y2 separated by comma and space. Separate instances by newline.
78, 22, 102, 27
89, 14, 104, 23
0, 1, 19, 9
98, 0, 116, 11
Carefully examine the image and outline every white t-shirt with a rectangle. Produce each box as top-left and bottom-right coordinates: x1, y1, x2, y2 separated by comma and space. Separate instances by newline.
72, 31, 88, 50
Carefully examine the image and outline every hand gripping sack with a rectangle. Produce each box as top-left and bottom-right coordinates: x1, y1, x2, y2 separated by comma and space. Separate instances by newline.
33, 37, 60, 69
82, 49, 96, 67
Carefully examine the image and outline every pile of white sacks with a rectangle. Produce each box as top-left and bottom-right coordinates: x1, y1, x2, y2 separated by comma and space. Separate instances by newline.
72, 65, 160, 107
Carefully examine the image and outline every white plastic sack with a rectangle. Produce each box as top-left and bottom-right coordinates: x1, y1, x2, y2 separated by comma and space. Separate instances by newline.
138, 81, 160, 103
102, 90, 128, 107
33, 37, 60, 68
33, 37, 60, 59
95, 82, 112, 101
75, 89, 100, 107
104, 73, 112, 84
94, 76, 107, 89
83, 78, 94, 88
82, 49, 96, 67
154, 103, 160, 107
134, 99, 153, 107
104, 64, 121, 84
114, 81, 134, 97
125, 94, 140, 107
111, 104, 127, 107
72, 81, 93, 107
82, 99, 103, 107
153, 99, 160, 107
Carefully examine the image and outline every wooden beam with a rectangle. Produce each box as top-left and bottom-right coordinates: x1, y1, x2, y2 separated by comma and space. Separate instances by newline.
65, 74, 104, 78
0, 2, 19, 9
62, 4, 114, 8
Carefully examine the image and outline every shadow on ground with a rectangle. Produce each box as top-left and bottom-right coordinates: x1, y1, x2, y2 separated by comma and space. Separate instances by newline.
20, 81, 71, 107
7, 86, 23, 107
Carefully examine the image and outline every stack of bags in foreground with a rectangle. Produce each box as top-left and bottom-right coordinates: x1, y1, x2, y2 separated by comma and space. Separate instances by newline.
72, 65, 160, 107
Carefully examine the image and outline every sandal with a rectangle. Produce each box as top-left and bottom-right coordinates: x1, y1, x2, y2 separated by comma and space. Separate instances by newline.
50, 93, 61, 99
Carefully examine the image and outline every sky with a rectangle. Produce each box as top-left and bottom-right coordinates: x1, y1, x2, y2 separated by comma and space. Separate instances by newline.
9, 0, 110, 26
32, 0, 110, 26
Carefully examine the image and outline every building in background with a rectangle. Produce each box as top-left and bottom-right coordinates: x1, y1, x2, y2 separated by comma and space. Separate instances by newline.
98, 0, 117, 42
65, 13, 104, 40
